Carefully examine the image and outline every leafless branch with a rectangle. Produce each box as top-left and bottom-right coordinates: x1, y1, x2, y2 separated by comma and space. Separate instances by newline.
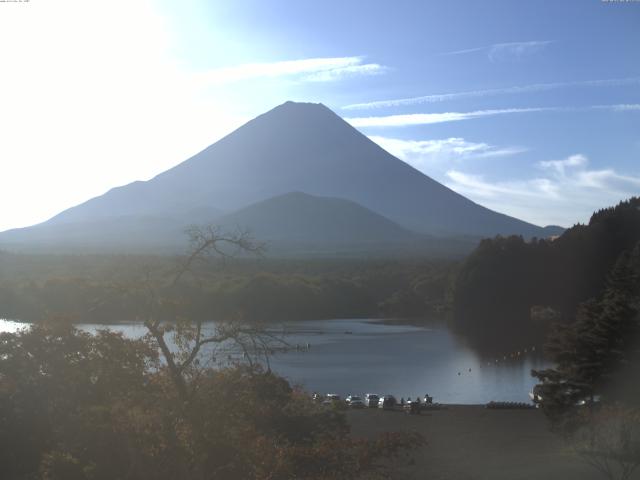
172, 225, 265, 287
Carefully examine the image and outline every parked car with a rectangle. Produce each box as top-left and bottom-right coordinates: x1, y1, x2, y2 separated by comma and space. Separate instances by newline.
364, 393, 379, 408
404, 400, 421, 415
530, 383, 601, 408
378, 395, 397, 410
345, 395, 365, 408
323, 393, 341, 405
529, 385, 544, 404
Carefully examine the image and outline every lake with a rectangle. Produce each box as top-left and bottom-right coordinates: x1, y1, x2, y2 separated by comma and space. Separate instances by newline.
0, 318, 548, 404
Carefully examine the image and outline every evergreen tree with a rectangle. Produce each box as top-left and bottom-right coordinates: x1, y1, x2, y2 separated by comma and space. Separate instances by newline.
532, 243, 640, 425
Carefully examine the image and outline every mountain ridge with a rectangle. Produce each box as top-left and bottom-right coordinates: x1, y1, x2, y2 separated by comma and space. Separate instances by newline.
0, 101, 563, 254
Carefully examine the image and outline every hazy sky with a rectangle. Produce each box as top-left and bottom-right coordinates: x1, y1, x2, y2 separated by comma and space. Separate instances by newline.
1, 0, 639, 231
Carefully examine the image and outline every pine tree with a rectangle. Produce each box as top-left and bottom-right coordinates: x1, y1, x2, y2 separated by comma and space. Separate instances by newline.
532, 243, 640, 427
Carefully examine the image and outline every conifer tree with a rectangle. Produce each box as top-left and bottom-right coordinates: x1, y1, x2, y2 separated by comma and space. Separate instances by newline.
533, 243, 640, 426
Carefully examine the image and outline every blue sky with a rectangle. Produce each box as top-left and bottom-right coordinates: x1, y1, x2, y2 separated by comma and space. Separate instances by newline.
1, 0, 638, 230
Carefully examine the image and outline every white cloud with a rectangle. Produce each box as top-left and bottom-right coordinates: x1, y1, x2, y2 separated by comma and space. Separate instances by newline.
342, 77, 640, 110
593, 103, 640, 112
346, 108, 547, 127
487, 41, 553, 61
446, 171, 553, 199
441, 40, 552, 61
538, 154, 640, 191
303, 63, 387, 82
368, 136, 525, 170
444, 154, 640, 226
439, 46, 487, 56
195, 56, 386, 85
538, 154, 588, 175
573, 169, 640, 190
346, 104, 640, 127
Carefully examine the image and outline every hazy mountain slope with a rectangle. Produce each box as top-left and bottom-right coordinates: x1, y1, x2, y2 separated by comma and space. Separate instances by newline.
37, 101, 553, 238
0, 215, 188, 253
0, 192, 480, 257
540, 225, 566, 237
0, 205, 224, 253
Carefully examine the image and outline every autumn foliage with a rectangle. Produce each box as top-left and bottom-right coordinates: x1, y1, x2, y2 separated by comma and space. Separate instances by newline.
0, 324, 421, 480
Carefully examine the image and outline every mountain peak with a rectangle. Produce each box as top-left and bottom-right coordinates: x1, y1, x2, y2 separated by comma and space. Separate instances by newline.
281, 100, 324, 107
255, 100, 337, 125
278, 100, 329, 110
1, 101, 555, 252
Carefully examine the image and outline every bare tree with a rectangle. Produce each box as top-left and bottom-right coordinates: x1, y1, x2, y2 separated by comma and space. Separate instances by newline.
138, 225, 284, 402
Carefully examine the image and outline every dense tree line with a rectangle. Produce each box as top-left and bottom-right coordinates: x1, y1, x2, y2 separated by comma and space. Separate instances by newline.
0, 254, 456, 325
452, 197, 640, 351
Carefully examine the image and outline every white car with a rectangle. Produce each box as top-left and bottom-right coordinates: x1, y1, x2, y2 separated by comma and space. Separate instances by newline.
364, 393, 379, 408
345, 395, 365, 408
529, 385, 543, 404
378, 395, 397, 409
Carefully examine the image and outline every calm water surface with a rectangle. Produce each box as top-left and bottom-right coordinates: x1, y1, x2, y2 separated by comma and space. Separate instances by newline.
0, 318, 548, 404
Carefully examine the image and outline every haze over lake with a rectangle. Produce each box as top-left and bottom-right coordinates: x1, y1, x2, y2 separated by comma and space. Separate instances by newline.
0, 318, 546, 404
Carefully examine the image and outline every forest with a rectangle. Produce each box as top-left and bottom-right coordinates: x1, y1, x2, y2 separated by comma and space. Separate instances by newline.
0, 251, 456, 326
452, 197, 640, 351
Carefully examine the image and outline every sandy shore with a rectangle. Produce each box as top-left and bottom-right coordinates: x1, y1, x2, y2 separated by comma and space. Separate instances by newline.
347, 405, 639, 480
